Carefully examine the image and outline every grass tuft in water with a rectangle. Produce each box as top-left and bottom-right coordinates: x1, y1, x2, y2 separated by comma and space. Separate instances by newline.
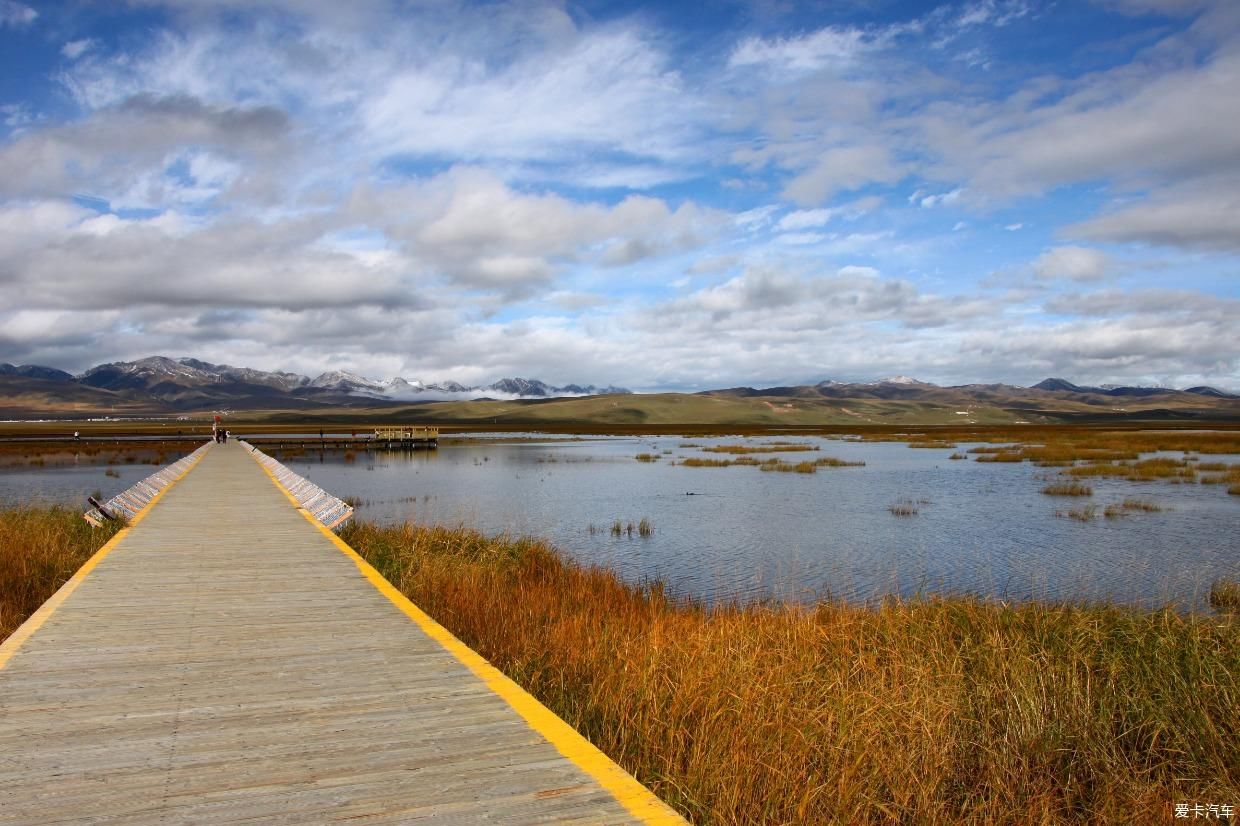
680, 457, 733, 468
815, 456, 866, 467
1042, 483, 1093, 496
975, 451, 1024, 463
1057, 505, 1099, 522
703, 444, 818, 454
759, 459, 817, 473
1210, 579, 1240, 613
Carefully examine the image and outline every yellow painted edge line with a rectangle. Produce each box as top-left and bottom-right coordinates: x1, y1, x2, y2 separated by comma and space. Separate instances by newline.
0, 444, 213, 671
248, 447, 685, 825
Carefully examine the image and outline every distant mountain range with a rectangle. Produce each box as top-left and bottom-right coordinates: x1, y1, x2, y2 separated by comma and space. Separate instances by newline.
703, 375, 1236, 402
0, 358, 1236, 422
685, 375, 1238, 425
0, 356, 630, 414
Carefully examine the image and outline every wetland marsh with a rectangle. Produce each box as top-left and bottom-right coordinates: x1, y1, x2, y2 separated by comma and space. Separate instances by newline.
274, 429, 1236, 611
1, 428, 1236, 611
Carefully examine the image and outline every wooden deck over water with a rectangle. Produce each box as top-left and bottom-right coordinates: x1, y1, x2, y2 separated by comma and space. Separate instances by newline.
0, 442, 681, 824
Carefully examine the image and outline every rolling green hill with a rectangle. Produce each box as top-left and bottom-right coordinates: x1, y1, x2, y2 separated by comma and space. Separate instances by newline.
250, 390, 1240, 427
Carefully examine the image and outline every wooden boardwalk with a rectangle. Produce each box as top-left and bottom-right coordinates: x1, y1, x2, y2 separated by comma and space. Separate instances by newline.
0, 442, 683, 824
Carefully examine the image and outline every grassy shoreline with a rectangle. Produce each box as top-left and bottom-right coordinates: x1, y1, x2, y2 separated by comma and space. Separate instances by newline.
340, 520, 1240, 824
0, 506, 123, 640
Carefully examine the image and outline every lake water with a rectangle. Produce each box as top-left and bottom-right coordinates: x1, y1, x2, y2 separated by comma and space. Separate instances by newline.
272, 434, 1238, 612
3, 434, 1237, 611
0, 445, 195, 509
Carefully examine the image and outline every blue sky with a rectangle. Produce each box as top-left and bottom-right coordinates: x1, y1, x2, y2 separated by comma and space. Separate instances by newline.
1, 0, 1237, 390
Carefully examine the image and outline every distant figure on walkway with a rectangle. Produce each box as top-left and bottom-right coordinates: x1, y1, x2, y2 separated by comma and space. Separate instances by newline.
74, 431, 80, 441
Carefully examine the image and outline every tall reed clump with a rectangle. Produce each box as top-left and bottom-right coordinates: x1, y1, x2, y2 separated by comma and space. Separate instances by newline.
680, 457, 734, 468
341, 520, 1240, 824
0, 506, 124, 641
1211, 579, 1240, 613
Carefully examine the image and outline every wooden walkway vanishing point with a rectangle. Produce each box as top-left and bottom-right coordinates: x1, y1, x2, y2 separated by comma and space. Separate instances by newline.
0, 442, 684, 824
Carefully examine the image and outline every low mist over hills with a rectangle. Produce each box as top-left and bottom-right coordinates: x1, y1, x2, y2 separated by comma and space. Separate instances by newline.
0, 357, 1236, 424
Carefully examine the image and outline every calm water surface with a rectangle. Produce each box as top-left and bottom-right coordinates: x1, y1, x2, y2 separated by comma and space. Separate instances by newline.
0, 447, 194, 508
273, 434, 1238, 611
3, 434, 1236, 610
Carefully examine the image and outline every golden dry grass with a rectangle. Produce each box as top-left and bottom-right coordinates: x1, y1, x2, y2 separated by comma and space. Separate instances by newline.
759, 460, 818, 473
1118, 498, 1163, 512
871, 428, 1240, 459
342, 520, 1240, 824
975, 451, 1024, 463
1065, 458, 1198, 482
814, 456, 866, 467
1212, 580, 1240, 613
679, 457, 733, 467
1102, 500, 1164, 518
0, 506, 124, 641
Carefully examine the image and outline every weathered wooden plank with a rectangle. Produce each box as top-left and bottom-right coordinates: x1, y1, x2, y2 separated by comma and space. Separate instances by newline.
0, 443, 682, 825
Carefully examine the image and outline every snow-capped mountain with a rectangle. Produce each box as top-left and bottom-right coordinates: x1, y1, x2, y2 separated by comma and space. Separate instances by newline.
79, 356, 310, 393
483, 377, 629, 398
308, 370, 388, 394
869, 375, 938, 386
65, 356, 632, 404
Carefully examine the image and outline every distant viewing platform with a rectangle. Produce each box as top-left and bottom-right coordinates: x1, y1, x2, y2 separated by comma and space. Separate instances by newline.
241, 426, 439, 450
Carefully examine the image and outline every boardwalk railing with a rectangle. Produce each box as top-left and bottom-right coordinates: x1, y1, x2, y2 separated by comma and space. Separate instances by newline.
242, 442, 354, 530
83, 442, 213, 527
